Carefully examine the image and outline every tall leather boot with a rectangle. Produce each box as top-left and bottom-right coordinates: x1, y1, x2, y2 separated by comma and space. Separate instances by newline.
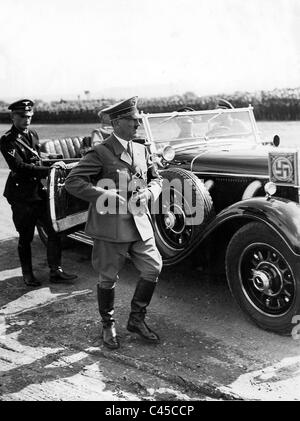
48, 235, 77, 283
97, 285, 120, 349
18, 242, 41, 287
127, 278, 160, 343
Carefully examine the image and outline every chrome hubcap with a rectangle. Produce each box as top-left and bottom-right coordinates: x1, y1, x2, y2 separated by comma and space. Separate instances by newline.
251, 260, 283, 297
153, 182, 201, 258
252, 269, 271, 293
163, 204, 186, 235
164, 212, 176, 229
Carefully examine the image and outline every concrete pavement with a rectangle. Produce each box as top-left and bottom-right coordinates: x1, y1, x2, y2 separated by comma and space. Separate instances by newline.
1, 168, 300, 401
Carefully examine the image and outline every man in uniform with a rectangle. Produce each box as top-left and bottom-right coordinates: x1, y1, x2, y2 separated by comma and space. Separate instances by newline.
206, 99, 249, 136
65, 97, 162, 349
0, 99, 77, 287
175, 106, 197, 140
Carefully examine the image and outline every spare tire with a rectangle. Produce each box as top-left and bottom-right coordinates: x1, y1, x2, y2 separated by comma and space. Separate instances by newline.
151, 168, 215, 266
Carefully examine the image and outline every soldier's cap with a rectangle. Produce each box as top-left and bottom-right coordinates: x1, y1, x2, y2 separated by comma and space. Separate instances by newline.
8, 99, 34, 116
101, 96, 139, 121
217, 99, 234, 109
177, 107, 195, 113
176, 106, 200, 123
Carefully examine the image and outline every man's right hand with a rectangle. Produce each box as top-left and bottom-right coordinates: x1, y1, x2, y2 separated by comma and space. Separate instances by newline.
95, 188, 127, 215
101, 189, 126, 205
51, 161, 67, 170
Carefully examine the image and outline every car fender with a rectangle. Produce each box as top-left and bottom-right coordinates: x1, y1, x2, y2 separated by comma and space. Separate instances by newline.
202, 197, 300, 255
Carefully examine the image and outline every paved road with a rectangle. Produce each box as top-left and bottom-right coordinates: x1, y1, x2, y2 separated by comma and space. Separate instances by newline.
1, 169, 300, 401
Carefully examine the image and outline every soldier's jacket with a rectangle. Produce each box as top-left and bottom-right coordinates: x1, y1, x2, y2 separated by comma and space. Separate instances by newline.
0, 125, 49, 203
65, 134, 162, 243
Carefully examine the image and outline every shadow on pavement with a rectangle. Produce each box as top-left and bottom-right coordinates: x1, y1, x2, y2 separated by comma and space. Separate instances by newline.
0, 237, 19, 272
2, 234, 300, 400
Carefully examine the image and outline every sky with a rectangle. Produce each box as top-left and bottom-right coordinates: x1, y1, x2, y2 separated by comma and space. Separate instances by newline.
1, 0, 300, 101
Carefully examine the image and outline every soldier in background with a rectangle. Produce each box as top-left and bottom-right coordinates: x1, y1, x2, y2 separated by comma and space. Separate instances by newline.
0, 99, 77, 287
79, 110, 111, 157
206, 99, 249, 136
90, 109, 112, 145
175, 106, 197, 139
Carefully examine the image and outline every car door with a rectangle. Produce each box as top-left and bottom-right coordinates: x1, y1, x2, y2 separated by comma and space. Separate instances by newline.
47, 165, 89, 233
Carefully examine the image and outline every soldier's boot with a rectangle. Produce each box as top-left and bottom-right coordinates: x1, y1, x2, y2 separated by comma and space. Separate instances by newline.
47, 235, 77, 283
18, 243, 41, 287
97, 285, 120, 349
127, 278, 160, 343
49, 266, 78, 283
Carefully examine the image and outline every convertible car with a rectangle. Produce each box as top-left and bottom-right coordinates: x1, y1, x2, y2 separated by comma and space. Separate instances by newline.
38, 106, 300, 335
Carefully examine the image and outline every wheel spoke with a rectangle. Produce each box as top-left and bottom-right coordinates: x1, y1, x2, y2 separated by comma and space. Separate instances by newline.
182, 228, 192, 242
283, 270, 293, 285
257, 250, 264, 261
278, 258, 287, 271
253, 250, 264, 262
282, 289, 292, 298
268, 250, 279, 263
250, 258, 258, 267
265, 297, 271, 308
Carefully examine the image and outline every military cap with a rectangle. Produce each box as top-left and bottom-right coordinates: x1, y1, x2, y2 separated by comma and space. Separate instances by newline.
8, 99, 34, 115
217, 99, 234, 109
101, 96, 139, 121
176, 106, 200, 123
177, 106, 195, 112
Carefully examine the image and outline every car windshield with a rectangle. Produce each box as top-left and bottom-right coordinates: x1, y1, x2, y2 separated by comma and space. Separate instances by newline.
141, 109, 259, 153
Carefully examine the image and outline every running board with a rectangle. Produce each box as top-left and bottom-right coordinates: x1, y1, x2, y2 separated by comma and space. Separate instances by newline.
68, 230, 131, 259
67, 231, 93, 246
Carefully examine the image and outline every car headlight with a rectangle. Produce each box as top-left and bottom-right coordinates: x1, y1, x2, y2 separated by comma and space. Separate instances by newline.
264, 182, 277, 196
162, 145, 175, 162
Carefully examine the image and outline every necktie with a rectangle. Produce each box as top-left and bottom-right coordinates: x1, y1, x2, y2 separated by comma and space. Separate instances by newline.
127, 141, 133, 159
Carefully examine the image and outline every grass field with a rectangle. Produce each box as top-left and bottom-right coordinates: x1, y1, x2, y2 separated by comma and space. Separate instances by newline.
0, 124, 96, 169
0, 123, 96, 140
256, 121, 300, 148
0, 121, 300, 169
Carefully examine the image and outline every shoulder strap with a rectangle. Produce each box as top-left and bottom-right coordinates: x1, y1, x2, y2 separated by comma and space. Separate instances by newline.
15, 137, 40, 159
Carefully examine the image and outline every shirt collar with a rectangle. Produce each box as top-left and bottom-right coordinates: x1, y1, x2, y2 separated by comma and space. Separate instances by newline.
12, 125, 29, 136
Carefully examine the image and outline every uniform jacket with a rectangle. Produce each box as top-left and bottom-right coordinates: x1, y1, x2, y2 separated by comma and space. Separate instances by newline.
0, 125, 50, 203
65, 134, 162, 242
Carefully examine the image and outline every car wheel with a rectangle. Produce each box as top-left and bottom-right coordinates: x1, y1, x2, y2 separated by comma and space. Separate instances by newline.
36, 223, 72, 249
152, 168, 215, 265
226, 222, 300, 335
